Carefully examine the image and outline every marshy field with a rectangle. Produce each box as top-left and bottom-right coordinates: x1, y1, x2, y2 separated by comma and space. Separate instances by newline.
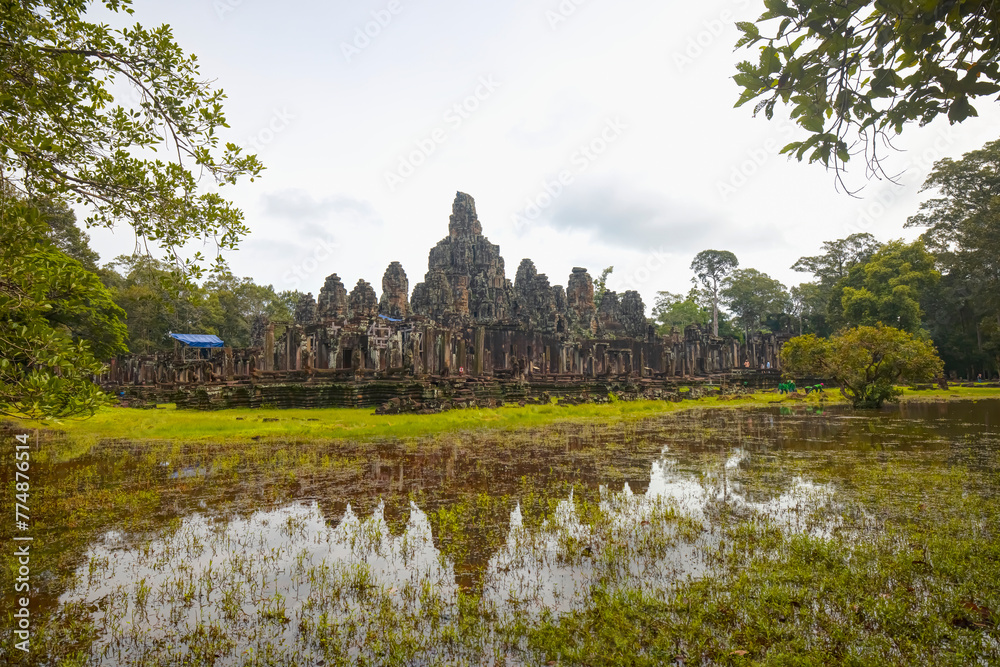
2, 389, 999, 666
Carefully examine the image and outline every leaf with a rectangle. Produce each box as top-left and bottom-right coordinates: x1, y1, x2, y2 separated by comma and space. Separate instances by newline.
730, 650, 749, 656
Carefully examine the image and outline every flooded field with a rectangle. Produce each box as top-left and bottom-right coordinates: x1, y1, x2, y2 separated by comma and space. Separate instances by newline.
3, 399, 999, 665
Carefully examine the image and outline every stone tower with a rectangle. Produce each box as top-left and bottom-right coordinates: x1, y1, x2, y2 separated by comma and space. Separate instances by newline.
411, 192, 514, 324
317, 274, 349, 320
566, 267, 597, 334
348, 279, 378, 320
378, 261, 410, 319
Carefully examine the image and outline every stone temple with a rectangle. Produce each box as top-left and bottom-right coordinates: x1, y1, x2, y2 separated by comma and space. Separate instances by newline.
101, 192, 788, 410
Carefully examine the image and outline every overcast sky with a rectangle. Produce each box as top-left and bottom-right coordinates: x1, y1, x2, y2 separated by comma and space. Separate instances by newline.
85, 0, 1000, 312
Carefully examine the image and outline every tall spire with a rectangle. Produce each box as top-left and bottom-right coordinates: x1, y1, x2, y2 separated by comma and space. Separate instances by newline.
448, 191, 482, 238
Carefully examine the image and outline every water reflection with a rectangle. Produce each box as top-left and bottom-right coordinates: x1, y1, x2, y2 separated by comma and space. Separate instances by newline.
63, 438, 847, 664
51, 400, 1000, 663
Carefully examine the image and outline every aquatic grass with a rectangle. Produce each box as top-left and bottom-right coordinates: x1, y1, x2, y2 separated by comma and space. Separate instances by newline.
3, 398, 999, 665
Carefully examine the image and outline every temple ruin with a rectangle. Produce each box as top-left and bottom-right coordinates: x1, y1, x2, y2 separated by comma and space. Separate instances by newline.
101, 192, 789, 410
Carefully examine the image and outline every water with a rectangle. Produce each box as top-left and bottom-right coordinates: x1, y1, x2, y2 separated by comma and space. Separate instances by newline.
16, 400, 1000, 665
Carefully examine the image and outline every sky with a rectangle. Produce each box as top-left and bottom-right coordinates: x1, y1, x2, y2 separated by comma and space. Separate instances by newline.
84, 0, 1000, 313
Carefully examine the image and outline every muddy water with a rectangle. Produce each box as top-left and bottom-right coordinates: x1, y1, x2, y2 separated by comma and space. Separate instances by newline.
33, 400, 1000, 664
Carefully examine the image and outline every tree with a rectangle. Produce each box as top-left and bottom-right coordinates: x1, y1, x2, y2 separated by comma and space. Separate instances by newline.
920, 273, 992, 378
904, 136, 1000, 377
1, 0, 263, 278
1, 201, 127, 420
781, 325, 943, 408
829, 239, 939, 334
791, 232, 882, 335
34, 198, 101, 273
105, 255, 210, 353
203, 275, 295, 348
789, 282, 825, 335
907, 137, 1000, 313
594, 266, 614, 310
652, 290, 710, 334
720, 268, 790, 341
733, 1, 1000, 181
792, 233, 882, 286
690, 250, 739, 336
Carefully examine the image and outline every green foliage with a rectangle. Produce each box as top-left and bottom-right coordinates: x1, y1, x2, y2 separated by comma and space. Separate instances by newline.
593, 266, 613, 310
830, 239, 939, 334
103, 258, 292, 352
202, 275, 294, 348
0, 201, 126, 420
0, 0, 263, 278
690, 250, 739, 336
789, 282, 826, 335
791, 232, 883, 336
103, 256, 206, 354
733, 1, 1000, 179
33, 198, 101, 272
907, 137, 1000, 375
720, 268, 789, 338
651, 289, 709, 334
792, 232, 882, 286
782, 325, 943, 408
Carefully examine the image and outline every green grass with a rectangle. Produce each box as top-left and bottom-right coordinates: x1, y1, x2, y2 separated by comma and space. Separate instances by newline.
524, 458, 1000, 666
4, 388, 1000, 665
11, 393, 750, 443
14, 385, 1000, 445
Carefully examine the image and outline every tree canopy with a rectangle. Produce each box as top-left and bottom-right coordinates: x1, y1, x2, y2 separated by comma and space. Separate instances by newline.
907, 137, 1000, 310
789, 282, 825, 335
733, 1, 1000, 180
652, 290, 710, 334
691, 250, 739, 336
1, 0, 263, 277
782, 325, 943, 407
829, 239, 939, 334
594, 266, 614, 310
0, 199, 127, 420
101, 256, 296, 353
721, 268, 789, 340
791, 232, 882, 286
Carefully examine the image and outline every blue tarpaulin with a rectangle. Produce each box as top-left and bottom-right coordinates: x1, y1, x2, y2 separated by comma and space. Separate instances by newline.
378, 315, 404, 322
168, 333, 225, 348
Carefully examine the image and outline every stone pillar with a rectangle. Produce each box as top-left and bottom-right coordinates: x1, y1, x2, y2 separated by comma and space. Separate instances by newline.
458, 338, 467, 373
412, 333, 422, 375
264, 324, 275, 371
441, 330, 452, 374
424, 328, 434, 375
474, 327, 484, 376
224, 347, 234, 381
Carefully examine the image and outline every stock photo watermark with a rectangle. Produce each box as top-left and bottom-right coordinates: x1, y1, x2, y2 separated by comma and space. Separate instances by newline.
847, 125, 959, 236
11, 432, 33, 653
617, 246, 672, 293
715, 120, 795, 202
511, 117, 628, 231
244, 108, 295, 154
546, 0, 592, 30
283, 237, 340, 289
672, 0, 752, 73
341, 0, 404, 63
213, 0, 247, 21
384, 76, 502, 192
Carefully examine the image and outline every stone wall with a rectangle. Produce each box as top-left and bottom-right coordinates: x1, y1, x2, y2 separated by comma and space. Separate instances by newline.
100, 191, 795, 406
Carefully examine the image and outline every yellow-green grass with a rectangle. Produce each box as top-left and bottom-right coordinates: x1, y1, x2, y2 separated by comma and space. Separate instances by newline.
12, 386, 1000, 445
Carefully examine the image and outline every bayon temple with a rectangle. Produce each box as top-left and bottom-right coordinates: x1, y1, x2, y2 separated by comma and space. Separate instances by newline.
103, 193, 789, 410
